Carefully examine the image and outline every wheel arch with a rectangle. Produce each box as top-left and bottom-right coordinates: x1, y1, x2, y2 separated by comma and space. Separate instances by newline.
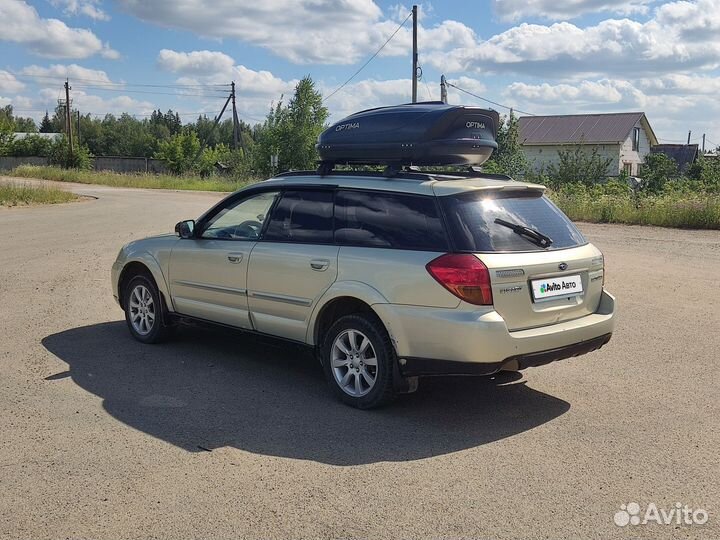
308, 281, 391, 348
117, 255, 173, 311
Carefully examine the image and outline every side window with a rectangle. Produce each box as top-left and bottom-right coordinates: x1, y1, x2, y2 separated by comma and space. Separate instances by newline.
335, 190, 448, 251
263, 190, 334, 244
201, 191, 279, 240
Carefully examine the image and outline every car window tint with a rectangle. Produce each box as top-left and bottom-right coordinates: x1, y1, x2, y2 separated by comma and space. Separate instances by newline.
335, 190, 448, 251
440, 191, 586, 252
202, 191, 279, 240
263, 190, 334, 244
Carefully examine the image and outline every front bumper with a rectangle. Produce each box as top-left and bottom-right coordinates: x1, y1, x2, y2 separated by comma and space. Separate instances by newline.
373, 289, 616, 376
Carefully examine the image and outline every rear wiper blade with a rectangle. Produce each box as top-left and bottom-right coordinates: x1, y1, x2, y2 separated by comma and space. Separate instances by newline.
494, 218, 553, 248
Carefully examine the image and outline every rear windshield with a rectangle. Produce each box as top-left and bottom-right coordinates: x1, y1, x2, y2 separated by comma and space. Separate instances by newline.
439, 190, 586, 252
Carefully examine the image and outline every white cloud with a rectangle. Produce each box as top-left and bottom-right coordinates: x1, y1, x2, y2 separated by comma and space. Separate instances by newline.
431, 4, 720, 78
38, 86, 155, 116
0, 0, 117, 59
157, 50, 236, 76
118, 0, 476, 65
502, 76, 720, 144
493, 0, 653, 21
21, 63, 114, 84
0, 71, 25, 93
49, 0, 110, 21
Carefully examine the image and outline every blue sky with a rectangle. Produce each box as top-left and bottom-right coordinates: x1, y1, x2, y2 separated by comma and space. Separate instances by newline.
1, 0, 719, 148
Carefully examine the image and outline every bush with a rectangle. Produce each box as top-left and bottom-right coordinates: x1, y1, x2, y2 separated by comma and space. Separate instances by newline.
48, 138, 93, 169
544, 145, 613, 187
7, 135, 54, 157
154, 131, 201, 175
196, 143, 231, 177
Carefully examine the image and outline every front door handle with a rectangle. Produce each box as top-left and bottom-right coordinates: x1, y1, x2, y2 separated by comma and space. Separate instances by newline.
227, 253, 243, 264
310, 259, 329, 271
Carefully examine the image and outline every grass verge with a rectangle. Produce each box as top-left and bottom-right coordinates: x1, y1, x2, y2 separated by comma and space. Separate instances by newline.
0, 182, 77, 207
550, 191, 720, 229
7, 165, 256, 192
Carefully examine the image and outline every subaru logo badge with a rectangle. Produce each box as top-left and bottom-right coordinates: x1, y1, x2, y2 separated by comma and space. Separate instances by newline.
558, 262, 568, 271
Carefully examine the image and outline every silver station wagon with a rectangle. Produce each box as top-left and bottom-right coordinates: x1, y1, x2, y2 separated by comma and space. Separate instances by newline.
111, 103, 615, 408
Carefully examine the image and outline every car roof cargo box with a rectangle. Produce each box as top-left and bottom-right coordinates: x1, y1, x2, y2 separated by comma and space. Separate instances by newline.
317, 102, 499, 169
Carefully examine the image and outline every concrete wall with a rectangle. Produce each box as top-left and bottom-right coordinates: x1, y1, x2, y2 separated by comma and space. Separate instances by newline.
0, 155, 167, 174
93, 156, 166, 174
0, 156, 50, 170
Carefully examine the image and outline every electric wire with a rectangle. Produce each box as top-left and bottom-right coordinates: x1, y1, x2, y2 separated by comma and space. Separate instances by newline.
323, 10, 412, 103
445, 81, 536, 116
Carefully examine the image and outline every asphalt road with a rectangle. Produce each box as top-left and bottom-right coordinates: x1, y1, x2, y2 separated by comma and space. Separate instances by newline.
1, 178, 718, 540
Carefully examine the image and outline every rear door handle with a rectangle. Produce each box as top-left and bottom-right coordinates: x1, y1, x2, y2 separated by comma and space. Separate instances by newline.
310, 259, 329, 271
227, 253, 243, 263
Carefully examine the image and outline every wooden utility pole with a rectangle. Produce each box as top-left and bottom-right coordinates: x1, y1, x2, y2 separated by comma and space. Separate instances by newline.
411, 5, 418, 103
687, 130, 691, 145
231, 81, 240, 150
64, 79, 73, 155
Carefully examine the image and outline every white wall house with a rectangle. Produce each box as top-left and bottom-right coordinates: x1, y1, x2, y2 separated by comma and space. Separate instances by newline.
518, 113, 658, 177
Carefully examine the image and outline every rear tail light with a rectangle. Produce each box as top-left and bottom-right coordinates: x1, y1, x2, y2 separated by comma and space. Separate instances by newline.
426, 253, 493, 305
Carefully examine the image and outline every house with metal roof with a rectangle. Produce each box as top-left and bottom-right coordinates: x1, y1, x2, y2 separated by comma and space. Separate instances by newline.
518, 112, 658, 177
650, 144, 699, 173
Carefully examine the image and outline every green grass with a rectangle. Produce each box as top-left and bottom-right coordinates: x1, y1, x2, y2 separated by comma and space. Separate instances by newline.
550, 191, 720, 229
8, 165, 257, 193
0, 181, 77, 206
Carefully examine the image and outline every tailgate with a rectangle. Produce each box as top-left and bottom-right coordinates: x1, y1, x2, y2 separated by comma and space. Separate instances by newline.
480, 244, 605, 331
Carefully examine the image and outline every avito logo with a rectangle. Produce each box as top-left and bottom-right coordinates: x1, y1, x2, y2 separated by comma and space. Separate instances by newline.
540, 280, 578, 294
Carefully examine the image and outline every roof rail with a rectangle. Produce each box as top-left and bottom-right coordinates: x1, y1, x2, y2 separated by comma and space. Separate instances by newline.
271, 167, 515, 182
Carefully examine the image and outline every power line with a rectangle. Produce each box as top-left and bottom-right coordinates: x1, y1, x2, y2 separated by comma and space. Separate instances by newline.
445, 81, 536, 116
323, 10, 412, 103
71, 85, 229, 98
11, 72, 230, 88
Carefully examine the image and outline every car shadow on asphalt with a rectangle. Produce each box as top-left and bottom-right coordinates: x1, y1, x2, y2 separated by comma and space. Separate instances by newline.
42, 321, 570, 465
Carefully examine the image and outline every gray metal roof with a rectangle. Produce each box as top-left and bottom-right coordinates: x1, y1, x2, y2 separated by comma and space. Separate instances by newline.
518, 112, 648, 145
651, 144, 699, 172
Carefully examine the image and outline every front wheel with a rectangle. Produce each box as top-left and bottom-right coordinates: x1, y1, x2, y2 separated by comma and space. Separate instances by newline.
123, 275, 174, 344
321, 314, 396, 409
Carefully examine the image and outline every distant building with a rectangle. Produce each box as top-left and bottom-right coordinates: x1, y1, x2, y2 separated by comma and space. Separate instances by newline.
650, 144, 699, 173
13, 132, 63, 141
518, 112, 658, 177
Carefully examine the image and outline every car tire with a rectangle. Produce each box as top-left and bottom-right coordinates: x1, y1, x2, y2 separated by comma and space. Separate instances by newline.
321, 313, 396, 409
123, 274, 174, 344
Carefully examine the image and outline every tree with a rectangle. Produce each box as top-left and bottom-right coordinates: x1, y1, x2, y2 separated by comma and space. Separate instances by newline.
154, 131, 201, 174
253, 77, 328, 175
483, 111, 528, 177
14, 117, 37, 132
545, 144, 613, 186
640, 152, 679, 193
39, 111, 54, 133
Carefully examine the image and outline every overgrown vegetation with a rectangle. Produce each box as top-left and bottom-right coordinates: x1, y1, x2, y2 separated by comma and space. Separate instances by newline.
9, 165, 256, 192
0, 181, 77, 207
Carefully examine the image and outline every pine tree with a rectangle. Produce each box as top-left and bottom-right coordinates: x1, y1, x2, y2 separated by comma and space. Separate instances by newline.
39, 111, 54, 133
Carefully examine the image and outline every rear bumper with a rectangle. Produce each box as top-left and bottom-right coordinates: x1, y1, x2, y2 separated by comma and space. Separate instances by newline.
373, 289, 616, 376
400, 333, 612, 376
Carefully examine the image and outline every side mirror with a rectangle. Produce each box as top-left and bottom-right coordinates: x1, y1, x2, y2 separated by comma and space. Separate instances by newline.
175, 219, 195, 239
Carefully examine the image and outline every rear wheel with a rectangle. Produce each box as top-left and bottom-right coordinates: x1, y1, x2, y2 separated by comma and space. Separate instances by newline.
123, 275, 174, 344
321, 313, 396, 409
